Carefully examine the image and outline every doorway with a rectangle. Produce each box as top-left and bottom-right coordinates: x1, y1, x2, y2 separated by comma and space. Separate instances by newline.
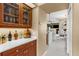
45, 9, 68, 56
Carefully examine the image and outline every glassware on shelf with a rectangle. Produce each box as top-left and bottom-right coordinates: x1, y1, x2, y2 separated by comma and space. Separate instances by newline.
15, 17, 18, 23
10, 17, 13, 23
4, 15, 8, 22
4, 5, 9, 14
4, 3, 19, 23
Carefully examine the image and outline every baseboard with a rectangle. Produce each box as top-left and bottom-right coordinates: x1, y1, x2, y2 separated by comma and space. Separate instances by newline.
42, 50, 48, 56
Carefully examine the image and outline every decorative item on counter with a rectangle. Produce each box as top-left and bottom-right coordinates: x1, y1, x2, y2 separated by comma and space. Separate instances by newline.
19, 32, 23, 39
0, 33, 2, 44
2, 34, 7, 44
24, 28, 31, 38
14, 30, 18, 40
8, 31, 12, 41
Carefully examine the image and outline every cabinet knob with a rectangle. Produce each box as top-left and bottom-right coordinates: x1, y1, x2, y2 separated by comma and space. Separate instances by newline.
16, 50, 19, 52
26, 50, 28, 53
24, 50, 28, 53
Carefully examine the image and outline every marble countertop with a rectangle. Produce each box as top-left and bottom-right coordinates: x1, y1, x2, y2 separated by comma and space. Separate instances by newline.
0, 36, 37, 53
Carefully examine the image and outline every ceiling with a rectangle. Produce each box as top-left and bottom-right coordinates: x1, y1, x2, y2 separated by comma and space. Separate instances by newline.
39, 3, 69, 13
26, 3, 45, 8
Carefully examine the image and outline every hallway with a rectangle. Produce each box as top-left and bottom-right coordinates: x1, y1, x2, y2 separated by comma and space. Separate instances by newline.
45, 39, 68, 56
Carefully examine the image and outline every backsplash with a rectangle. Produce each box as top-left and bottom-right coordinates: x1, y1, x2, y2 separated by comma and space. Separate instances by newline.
0, 28, 26, 39
0, 28, 32, 44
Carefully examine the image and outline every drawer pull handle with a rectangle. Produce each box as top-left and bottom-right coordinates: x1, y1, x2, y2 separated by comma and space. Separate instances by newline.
16, 50, 19, 52
31, 43, 34, 45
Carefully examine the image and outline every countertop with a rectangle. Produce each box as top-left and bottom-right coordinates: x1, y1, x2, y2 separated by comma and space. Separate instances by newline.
0, 36, 37, 53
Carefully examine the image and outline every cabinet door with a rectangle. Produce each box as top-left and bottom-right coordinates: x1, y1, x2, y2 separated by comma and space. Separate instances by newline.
3, 3, 19, 28
0, 53, 1, 56
16, 43, 29, 56
0, 4, 3, 25
29, 45, 36, 56
2, 47, 18, 56
28, 9, 32, 28
23, 48, 29, 56
29, 40, 36, 56
17, 48, 29, 56
18, 3, 23, 28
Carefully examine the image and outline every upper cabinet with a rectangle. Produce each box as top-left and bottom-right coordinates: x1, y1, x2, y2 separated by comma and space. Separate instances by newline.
0, 3, 32, 28
19, 3, 32, 28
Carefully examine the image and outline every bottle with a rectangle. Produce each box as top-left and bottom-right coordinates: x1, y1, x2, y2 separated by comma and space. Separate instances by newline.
24, 28, 31, 38
19, 32, 23, 39
0, 33, 2, 44
14, 30, 18, 40
27, 28, 31, 38
8, 31, 12, 41
2, 34, 6, 44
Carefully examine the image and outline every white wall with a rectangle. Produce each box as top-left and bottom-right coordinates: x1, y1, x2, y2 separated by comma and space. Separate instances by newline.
38, 8, 48, 55
72, 3, 79, 56
32, 7, 39, 55
32, 7, 39, 39
32, 7, 48, 56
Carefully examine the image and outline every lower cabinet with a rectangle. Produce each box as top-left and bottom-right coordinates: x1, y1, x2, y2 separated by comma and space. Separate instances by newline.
0, 53, 1, 56
2, 47, 18, 56
1, 40, 36, 56
29, 41, 36, 56
29, 45, 36, 56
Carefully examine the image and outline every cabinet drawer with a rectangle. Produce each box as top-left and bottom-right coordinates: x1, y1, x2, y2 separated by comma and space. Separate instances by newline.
18, 48, 29, 56
2, 47, 18, 56
1, 40, 37, 56
17, 43, 29, 51
28, 40, 36, 47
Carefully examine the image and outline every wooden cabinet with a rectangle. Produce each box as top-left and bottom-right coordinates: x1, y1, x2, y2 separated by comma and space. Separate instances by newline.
16, 43, 29, 56
2, 47, 18, 56
1, 40, 36, 56
0, 53, 1, 56
0, 3, 32, 28
29, 45, 36, 56
0, 3, 19, 28
19, 3, 32, 28
28, 40, 36, 56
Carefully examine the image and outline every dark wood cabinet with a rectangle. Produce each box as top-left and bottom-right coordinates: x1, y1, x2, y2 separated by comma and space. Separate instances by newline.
19, 3, 32, 28
0, 3, 32, 28
28, 40, 36, 56
0, 53, 1, 56
29, 45, 36, 56
2, 47, 18, 56
1, 40, 36, 56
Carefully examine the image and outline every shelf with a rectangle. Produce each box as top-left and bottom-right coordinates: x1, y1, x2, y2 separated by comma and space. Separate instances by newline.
3, 22, 19, 24
4, 13, 18, 17
4, 4, 19, 9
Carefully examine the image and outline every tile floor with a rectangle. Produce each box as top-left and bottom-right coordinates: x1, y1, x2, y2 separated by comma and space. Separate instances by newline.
44, 39, 68, 56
